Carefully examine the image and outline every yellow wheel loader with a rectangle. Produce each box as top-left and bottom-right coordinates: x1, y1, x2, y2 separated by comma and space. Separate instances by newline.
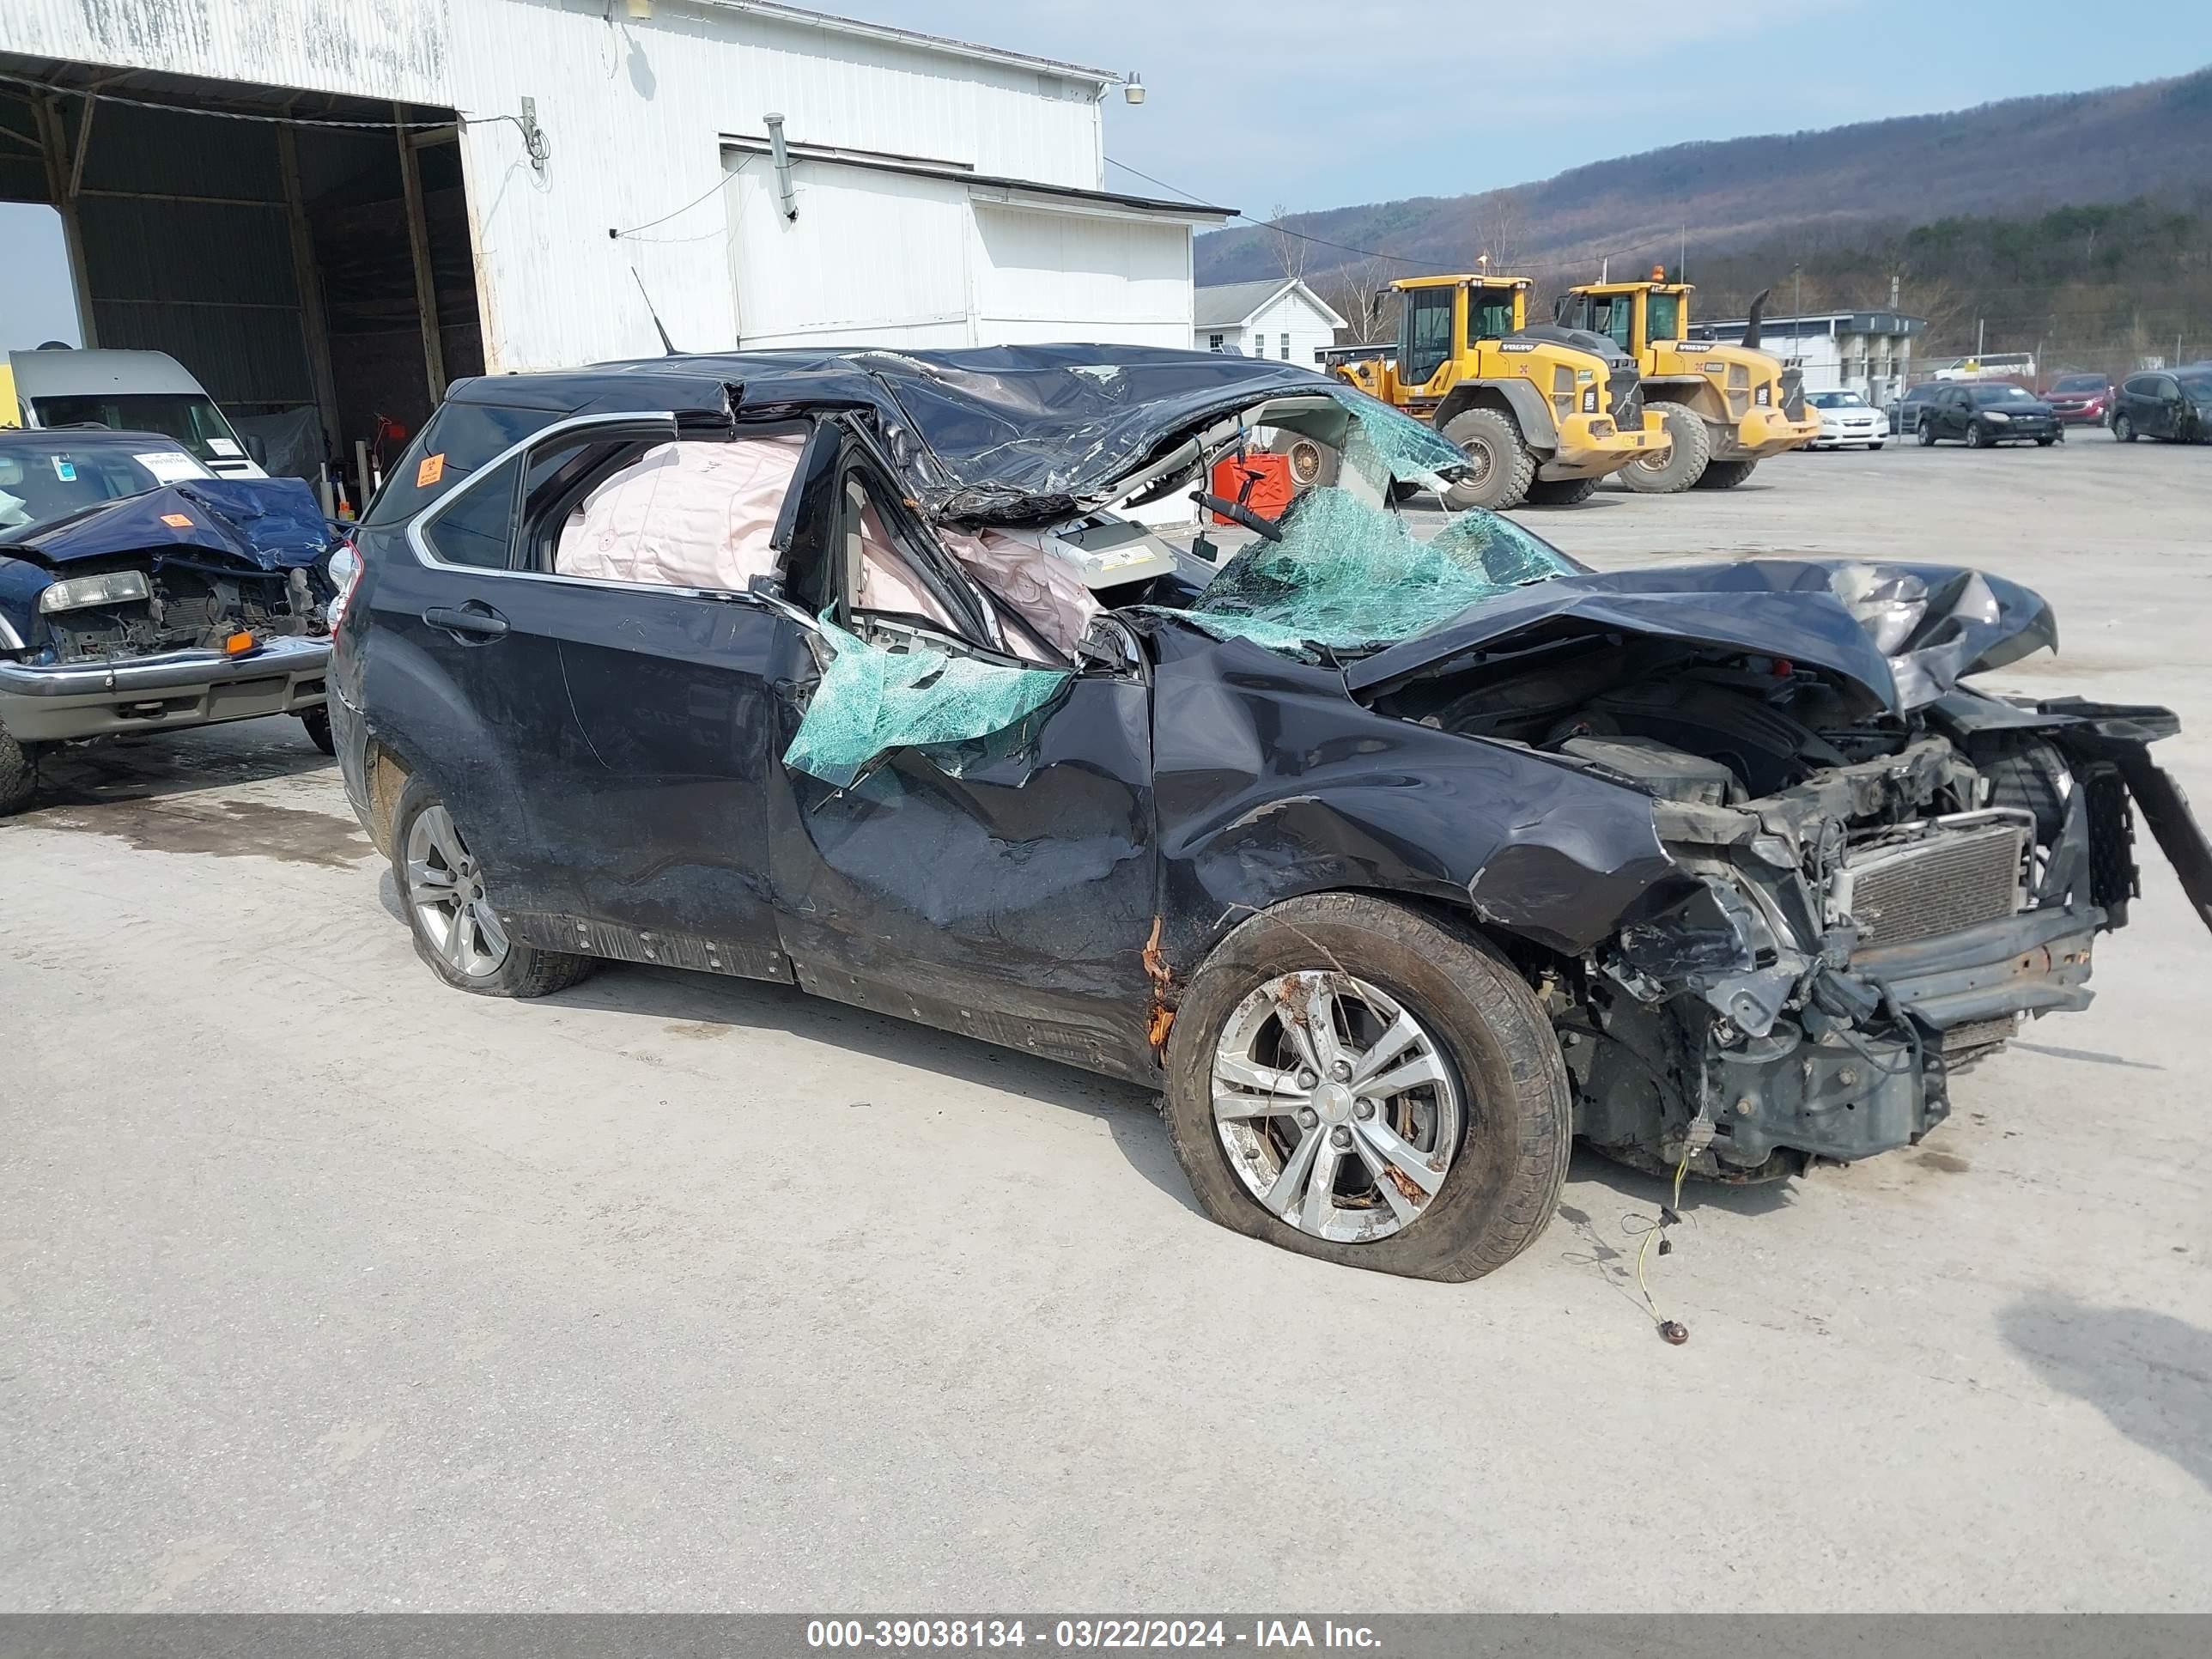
1556, 274, 1820, 493
1321, 275, 1669, 510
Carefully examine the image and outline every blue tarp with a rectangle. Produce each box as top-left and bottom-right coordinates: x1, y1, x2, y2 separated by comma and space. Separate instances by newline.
1, 478, 333, 569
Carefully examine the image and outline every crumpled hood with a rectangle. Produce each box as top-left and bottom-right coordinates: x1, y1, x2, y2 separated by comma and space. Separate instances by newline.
0, 477, 332, 570
1343, 557, 2058, 714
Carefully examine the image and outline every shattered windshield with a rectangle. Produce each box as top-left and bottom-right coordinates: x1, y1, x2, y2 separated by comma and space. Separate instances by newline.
1173, 490, 1576, 654
1158, 386, 1577, 654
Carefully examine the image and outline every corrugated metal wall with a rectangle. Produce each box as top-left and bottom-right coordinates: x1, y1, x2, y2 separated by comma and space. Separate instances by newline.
70, 100, 311, 405
2, 1, 1150, 374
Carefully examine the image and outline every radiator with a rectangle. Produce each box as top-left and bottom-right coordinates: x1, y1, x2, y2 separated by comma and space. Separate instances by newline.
1836, 820, 2027, 948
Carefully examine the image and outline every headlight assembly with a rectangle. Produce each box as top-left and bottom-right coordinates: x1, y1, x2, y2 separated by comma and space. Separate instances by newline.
38, 569, 151, 613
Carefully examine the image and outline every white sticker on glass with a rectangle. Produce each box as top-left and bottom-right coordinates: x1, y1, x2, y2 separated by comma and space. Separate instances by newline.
135, 451, 210, 484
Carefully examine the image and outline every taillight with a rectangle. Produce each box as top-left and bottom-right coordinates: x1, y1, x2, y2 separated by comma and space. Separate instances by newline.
325, 538, 362, 632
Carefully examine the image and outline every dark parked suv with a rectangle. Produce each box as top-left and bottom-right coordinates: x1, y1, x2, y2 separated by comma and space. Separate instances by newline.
1915, 382, 2063, 447
2111, 371, 2212, 443
327, 347, 2210, 1281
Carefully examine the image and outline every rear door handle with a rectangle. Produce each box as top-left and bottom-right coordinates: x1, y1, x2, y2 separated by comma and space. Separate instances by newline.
423, 604, 509, 641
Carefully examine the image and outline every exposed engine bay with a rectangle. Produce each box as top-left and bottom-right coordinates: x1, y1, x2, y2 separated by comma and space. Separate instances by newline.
1369, 619, 2196, 1179
40, 552, 331, 664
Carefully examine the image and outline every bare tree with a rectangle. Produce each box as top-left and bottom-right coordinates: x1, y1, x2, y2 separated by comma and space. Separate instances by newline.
1471, 187, 1526, 274
1265, 203, 1309, 283
1313, 254, 1397, 345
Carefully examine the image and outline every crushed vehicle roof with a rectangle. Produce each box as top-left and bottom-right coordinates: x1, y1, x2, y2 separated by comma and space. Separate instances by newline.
439, 344, 1386, 525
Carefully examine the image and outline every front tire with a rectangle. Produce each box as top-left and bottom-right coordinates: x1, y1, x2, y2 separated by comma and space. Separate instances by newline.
1693, 457, 1758, 489
1619, 402, 1710, 494
1966, 423, 1990, 448
299, 706, 336, 756
1161, 894, 1571, 1282
1522, 475, 1600, 507
0, 722, 37, 817
2113, 413, 2136, 442
1917, 419, 1937, 446
1869, 441, 1885, 451
1438, 408, 1536, 511
392, 776, 594, 998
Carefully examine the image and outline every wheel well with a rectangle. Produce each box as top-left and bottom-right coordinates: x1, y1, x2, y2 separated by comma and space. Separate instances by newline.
1435, 386, 1520, 438
364, 739, 412, 859
1224, 885, 1577, 994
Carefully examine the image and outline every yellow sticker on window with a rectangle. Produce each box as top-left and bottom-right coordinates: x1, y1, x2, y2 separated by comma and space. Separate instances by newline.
416, 453, 446, 488
160, 513, 194, 528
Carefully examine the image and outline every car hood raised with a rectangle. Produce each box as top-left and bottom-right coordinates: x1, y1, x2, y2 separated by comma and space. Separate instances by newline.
1341, 557, 2058, 714
0, 477, 331, 570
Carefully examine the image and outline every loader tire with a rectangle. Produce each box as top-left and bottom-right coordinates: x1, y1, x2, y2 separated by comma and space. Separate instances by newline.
1694, 458, 1759, 489
1522, 476, 1600, 506
1620, 402, 1711, 494
1438, 409, 1536, 511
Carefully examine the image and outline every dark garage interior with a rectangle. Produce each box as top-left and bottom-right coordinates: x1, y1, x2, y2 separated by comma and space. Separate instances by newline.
1, 52, 482, 509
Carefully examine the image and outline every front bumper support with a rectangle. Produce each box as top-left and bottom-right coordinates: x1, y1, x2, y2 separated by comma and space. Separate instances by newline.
0, 635, 331, 742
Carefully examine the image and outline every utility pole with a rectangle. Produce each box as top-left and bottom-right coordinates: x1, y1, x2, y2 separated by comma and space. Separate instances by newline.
1977, 317, 1986, 359
1679, 224, 1686, 285
1793, 264, 1802, 356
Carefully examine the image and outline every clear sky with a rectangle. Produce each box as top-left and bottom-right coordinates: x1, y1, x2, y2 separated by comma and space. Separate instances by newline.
8, 0, 2212, 349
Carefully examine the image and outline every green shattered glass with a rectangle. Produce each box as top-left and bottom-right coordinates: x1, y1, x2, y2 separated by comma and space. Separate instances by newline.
1170, 487, 1575, 653
783, 616, 1073, 789
1325, 386, 1468, 490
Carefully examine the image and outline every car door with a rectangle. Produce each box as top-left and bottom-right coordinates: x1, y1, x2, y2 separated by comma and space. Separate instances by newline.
453, 413, 810, 981
760, 427, 1161, 1079
1942, 387, 1972, 440
367, 441, 586, 921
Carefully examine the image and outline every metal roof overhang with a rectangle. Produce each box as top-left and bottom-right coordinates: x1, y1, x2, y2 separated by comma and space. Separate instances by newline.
720, 134, 1233, 226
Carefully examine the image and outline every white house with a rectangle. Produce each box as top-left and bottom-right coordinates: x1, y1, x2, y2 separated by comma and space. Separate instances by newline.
1194, 279, 1346, 367
1700, 310, 1923, 405
0, 0, 1230, 495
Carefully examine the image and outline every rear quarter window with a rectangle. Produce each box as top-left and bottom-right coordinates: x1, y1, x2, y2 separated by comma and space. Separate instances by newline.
362, 402, 561, 526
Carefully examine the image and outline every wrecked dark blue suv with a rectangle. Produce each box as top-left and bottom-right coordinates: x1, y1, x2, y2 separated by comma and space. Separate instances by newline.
328, 345, 2212, 1281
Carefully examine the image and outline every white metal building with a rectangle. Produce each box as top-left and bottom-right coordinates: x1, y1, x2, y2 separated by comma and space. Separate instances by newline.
1194, 279, 1346, 366
0, 0, 1227, 494
1700, 309, 1923, 404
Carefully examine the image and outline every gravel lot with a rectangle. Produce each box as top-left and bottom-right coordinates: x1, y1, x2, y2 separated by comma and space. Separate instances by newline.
3, 435, 2208, 1612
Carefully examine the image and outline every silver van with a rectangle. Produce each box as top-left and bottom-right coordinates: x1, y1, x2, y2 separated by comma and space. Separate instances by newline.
3, 347, 268, 479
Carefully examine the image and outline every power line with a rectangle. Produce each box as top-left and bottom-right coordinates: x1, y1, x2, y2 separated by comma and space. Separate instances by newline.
610, 155, 751, 240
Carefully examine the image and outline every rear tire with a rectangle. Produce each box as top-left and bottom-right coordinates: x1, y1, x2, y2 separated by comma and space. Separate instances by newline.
1161, 894, 1571, 1282
1694, 457, 1758, 489
299, 706, 336, 756
2035, 435, 2056, 447
1522, 475, 1600, 507
1438, 408, 1536, 511
0, 722, 37, 817
392, 775, 595, 998
1619, 402, 1710, 494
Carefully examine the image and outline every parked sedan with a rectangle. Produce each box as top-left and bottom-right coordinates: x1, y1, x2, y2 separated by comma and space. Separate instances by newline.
0, 426, 337, 814
1805, 390, 1885, 449
2110, 371, 2212, 444
1916, 382, 2063, 447
2042, 372, 2112, 426
1887, 381, 1942, 434
329, 346, 2211, 1282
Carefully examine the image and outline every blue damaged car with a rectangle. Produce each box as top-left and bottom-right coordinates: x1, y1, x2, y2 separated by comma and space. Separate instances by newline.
0, 426, 340, 814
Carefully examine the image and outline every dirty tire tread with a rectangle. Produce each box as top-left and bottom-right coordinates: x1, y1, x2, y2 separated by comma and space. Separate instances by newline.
1693, 457, 1758, 489
1522, 475, 1600, 507
1619, 402, 1711, 494
1439, 408, 1537, 511
1161, 893, 1571, 1282
0, 722, 35, 817
392, 776, 596, 1000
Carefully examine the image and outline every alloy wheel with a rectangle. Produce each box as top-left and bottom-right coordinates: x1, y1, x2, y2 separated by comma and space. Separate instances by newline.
1211, 970, 1463, 1243
404, 803, 511, 978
